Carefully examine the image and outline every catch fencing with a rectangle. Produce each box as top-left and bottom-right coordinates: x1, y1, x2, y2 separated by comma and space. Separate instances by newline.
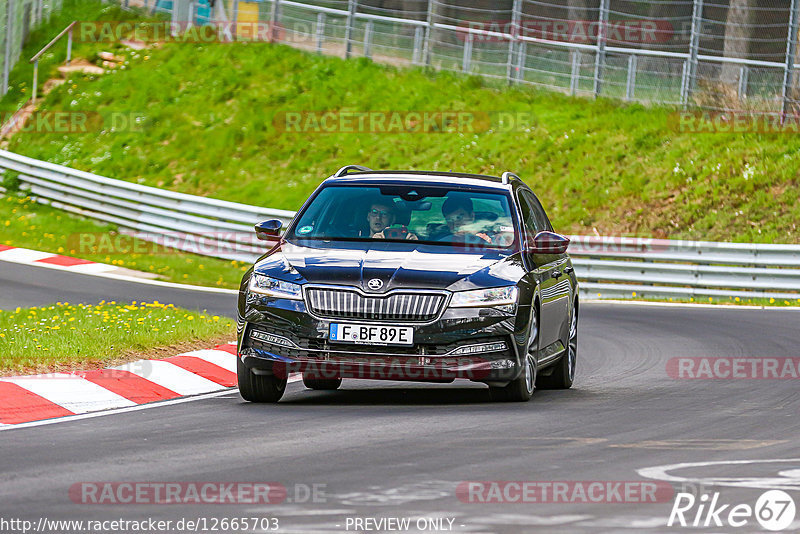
118, 0, 800, 117
2, 147, 799, 301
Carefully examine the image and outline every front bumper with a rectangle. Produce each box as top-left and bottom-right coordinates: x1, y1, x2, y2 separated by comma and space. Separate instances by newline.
238, 294, 526, 383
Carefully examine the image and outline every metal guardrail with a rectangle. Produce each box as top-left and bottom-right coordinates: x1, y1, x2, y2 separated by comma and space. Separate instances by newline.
0, 148, 294, 262
1, 148, 799, 301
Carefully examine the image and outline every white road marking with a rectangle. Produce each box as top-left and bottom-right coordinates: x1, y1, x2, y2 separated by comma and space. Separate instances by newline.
638, 458, 800, 491
0, 374, 136, 413
112, 360, 224, 395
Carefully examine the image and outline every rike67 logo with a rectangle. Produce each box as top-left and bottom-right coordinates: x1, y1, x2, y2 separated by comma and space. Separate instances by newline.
668, 490, 796, 531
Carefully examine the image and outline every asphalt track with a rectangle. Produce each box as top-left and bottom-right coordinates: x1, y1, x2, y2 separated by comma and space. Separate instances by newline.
1, 259, 799, 533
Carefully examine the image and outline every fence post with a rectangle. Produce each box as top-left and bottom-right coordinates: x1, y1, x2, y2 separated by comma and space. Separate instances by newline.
781, 0, 800, 121
364, 21, 373, 59
32, 60, 38, 105
515, 41, 526, 82
2, 0, 14, 96
422, 0, 434, 66
737, 65, 748, 100
570, 50, 580, 95
682, 0, 703, 107
462, 32, 473, 73
268, 0, 281, 43
506, 0, 522, 83
315, 12, 325, 53
345, 0, 357, 59
412, 26, 423, 64
593, 0, 609, 97
625, 54, 637, 101
66, 26, 73, 66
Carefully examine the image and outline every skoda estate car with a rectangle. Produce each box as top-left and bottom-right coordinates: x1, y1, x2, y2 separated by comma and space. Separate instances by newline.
237, 166, 578, 402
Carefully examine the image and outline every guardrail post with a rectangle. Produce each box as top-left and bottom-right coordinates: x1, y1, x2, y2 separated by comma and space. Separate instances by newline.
462, 32, 473, 73
32, 60, 38, 105
412, 26, 423, 64
506, 0, 522, 83
515, 41, 526, 82
593, 0, 609, 97
682, 0, 703, 107
66, 27, 73, 66
625, 54, 637, 101
345, 0, 357, 59
2, 0, 13, 96
422, 0, 435, 66
570, 50, 580, 95
737, 65, 748, 100
781, 0, 800, 121
315, 12, 325, 53
364, 21, 373, 59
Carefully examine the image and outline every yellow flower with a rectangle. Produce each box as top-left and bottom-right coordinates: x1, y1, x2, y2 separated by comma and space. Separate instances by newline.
187, 315, 194, 321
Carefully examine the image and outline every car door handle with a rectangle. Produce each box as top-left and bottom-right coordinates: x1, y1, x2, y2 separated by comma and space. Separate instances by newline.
563, 266, 574, 275
551, 270, 561, 279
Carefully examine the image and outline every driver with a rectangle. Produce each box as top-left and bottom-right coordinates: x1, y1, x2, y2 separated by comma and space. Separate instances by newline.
363, 200, 418, 240
441, 196, 492, 244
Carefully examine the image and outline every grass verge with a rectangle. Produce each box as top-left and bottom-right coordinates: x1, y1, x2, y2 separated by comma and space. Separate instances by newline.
0, 301, 235, 376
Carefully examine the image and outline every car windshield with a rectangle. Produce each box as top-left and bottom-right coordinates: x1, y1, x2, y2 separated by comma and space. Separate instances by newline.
288, 184, 518, 249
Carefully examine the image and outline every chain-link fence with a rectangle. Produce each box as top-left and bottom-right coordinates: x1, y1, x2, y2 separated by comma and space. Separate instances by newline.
7, 0, 800, 116
205, 0, 800, 116
1, 0, 63, 97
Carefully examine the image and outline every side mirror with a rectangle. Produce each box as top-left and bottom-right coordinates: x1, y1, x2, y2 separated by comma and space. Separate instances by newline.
255, 219, 283, 241
528, 231, 570, 254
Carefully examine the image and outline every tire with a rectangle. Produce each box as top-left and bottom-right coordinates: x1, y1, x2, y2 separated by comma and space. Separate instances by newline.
237, 357, 287, 402
302, 375, 342, 390
537, 300, 577, 390
490, 352, 536, 402
489, 307, 538, 402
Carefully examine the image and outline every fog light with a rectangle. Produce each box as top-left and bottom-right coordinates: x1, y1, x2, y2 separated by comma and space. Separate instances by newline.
250, 330, 296, 347
491, 359, 515, 369
448, 341, 507, 356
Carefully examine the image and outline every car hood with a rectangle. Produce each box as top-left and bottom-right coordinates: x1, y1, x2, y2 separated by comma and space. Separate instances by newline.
254, 240, 525, 292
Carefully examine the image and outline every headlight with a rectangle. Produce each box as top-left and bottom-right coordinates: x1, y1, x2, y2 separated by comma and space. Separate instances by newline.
449, 286, 518, 307
248, 273, 302, 300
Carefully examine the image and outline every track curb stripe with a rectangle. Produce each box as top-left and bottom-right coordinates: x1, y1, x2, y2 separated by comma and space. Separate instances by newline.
0, 343, 239, 426
0, 382, 74, 424
162, 355, 237, 387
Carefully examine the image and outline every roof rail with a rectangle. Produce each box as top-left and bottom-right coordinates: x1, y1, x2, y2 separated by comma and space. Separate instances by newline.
333, 165, 373, 178
501, 171, 519, 185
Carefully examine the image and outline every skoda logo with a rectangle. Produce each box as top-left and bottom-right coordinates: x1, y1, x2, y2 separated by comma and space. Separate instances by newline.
367, 278, 384, 291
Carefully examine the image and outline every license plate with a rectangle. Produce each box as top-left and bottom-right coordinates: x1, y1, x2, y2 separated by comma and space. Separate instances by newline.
329, 323, 414, 346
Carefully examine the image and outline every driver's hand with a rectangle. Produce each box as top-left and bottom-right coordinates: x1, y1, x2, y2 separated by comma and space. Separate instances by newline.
476, 232, 491, 244
406, 233, 418, 240
372, 231, 386, 239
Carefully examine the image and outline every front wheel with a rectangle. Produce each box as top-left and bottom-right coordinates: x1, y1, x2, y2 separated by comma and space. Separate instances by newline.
237, 358, 287, 402
490, 352, 536, 402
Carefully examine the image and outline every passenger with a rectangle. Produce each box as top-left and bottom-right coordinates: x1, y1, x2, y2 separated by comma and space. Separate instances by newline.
363, 200, 418, 240
441, 197, 492, 244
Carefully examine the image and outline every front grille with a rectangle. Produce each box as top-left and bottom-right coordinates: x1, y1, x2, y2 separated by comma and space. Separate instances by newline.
305, 287, 446, 322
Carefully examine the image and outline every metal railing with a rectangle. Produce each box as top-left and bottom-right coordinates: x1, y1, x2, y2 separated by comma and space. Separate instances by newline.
1, 148, 799, 301
29, 20, 75, 104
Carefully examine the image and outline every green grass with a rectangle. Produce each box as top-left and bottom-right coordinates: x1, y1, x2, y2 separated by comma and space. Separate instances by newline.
0, 301, 235, 375
4, 2, 799, 245
0, 194, 250, 288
